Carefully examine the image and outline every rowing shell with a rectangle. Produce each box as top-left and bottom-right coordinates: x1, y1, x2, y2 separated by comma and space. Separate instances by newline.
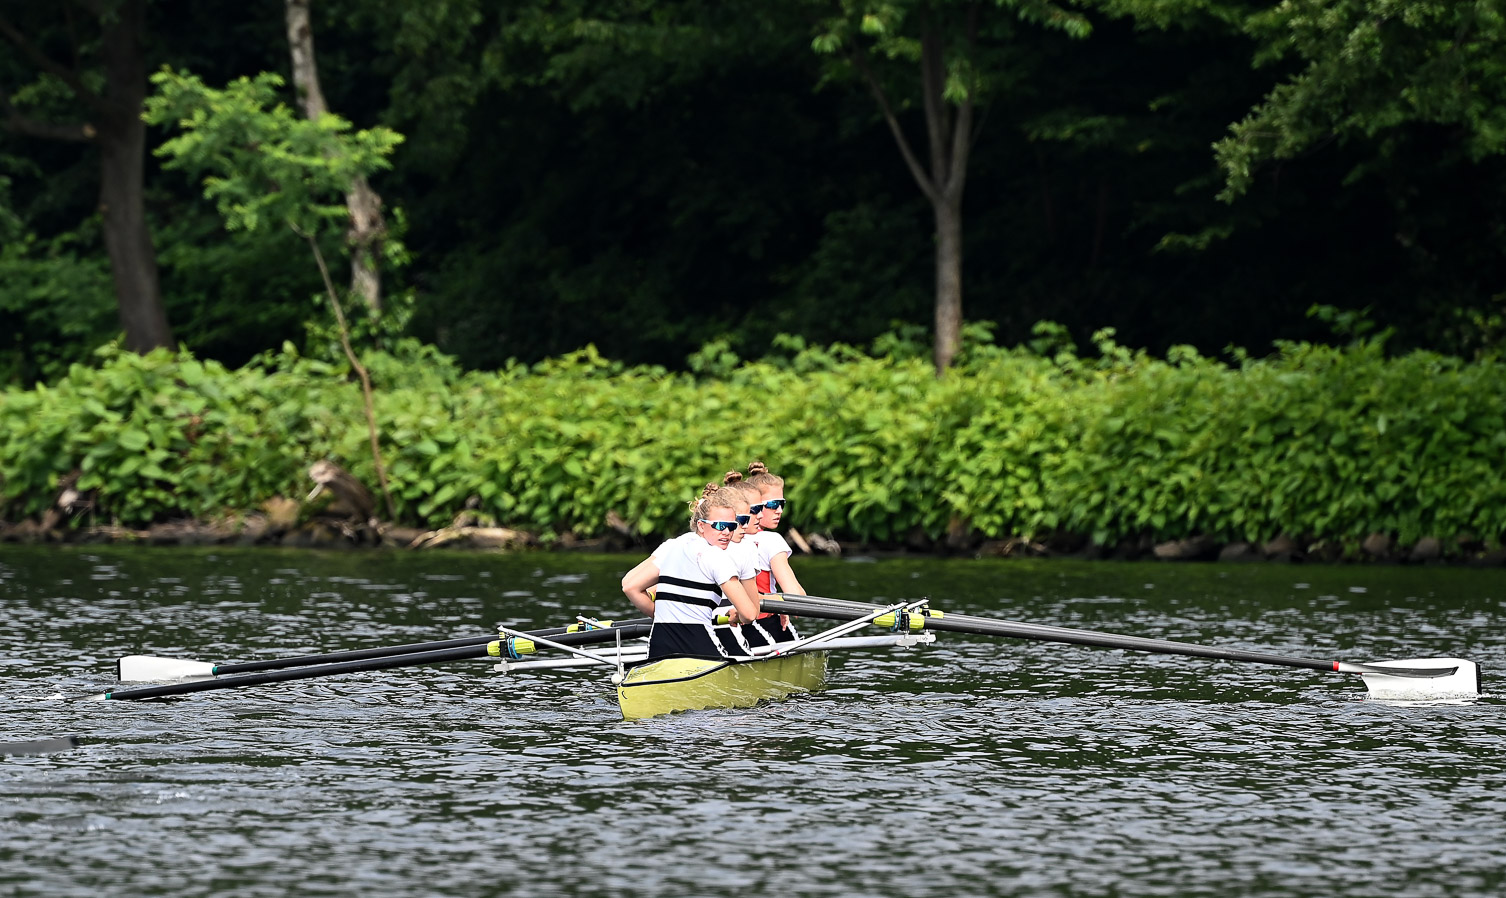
491, 633, 936, 719
617, 652, 829, 720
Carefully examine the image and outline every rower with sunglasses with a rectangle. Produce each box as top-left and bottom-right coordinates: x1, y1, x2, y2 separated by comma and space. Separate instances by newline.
620, 486, 763, 661
741, 460, 806, 647
692, 479, 765, 656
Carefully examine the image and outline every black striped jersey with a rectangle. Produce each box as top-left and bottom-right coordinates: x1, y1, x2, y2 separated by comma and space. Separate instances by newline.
649, 531, 741, 625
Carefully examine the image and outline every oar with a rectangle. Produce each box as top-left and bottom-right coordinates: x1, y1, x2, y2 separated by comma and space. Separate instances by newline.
117, 618, 650, 682
749, 600, 919, 658
763, 594, 1480, 700
90, 623, 652, 702
0, 736, 80, 756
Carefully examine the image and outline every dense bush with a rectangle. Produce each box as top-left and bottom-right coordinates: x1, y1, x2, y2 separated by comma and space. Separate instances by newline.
3, 333, 1505, 553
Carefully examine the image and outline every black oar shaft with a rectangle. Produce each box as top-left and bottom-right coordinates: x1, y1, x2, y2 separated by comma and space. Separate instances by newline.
763, 596, 1338, 673
99, 624, 651, 702
211, 618, 651, 675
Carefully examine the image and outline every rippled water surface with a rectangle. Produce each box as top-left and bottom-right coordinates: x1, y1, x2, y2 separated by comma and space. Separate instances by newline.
2, 546, 1503, 897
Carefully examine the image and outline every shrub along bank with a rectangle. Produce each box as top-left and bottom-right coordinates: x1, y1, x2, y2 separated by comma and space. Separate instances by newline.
2, 334, 1504, 561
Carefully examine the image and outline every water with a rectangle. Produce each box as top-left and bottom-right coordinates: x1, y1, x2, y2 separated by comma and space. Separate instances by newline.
2, 546, 1503, 897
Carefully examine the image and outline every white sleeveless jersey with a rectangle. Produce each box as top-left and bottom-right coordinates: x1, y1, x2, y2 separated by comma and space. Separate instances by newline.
749, 531, 793, 592
649, 531, 741, 625
725, 539, 760, 583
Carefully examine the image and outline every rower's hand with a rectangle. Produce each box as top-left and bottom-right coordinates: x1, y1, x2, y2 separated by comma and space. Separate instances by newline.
780, 614, 790, 629
725, 608, 744, 625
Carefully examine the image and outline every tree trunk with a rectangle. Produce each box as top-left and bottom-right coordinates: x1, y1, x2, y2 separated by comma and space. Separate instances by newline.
847, 10, 974, 375
919, 15, 972, 375
932, 194, 963, 372
102, 1, 172, 352
6, 0, 174, 352
101, 1, 171, 352
2, 2, 170, 351
285, 0, 386, 316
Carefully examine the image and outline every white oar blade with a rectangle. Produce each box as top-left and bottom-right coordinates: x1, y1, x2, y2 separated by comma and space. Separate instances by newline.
118, 655, 216, 683
1356, 658, 1480, 702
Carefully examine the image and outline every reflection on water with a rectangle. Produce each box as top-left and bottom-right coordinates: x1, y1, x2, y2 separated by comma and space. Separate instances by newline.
1, 546, 1504, 898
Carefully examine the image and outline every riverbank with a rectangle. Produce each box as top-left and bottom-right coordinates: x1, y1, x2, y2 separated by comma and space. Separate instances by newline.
4, 337, 1506, 561
6, 512, 1505, 566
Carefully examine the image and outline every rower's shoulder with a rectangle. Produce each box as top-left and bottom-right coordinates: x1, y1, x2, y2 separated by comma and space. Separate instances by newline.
757, 531, 792, 556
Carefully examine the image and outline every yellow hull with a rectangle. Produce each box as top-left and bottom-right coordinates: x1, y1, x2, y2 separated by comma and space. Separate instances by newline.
616, 652, 828, 720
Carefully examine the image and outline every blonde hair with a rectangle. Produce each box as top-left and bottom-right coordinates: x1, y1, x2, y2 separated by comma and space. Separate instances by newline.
722, 471, 762, 503
745, 460, 784, 491
687, 485, 742, 529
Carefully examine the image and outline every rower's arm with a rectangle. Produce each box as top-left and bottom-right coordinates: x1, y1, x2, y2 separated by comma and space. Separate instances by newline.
621, 558, 660, 615
722, 578, 761, 624
725, 578, 759, 624
769, 552, 805, 596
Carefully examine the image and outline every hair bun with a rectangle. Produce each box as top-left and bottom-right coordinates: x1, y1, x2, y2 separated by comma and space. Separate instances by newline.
723, 470, 743, 485
747, 460, 768, 476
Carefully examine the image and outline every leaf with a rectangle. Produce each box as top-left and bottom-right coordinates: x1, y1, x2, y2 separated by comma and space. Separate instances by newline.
117, 429, 150, 452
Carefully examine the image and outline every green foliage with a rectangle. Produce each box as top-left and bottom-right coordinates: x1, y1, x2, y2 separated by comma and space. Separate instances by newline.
0, 344, 332, 526
4, 334, 1505, 553
0, 224, 119, 385
5, 0, 1506, 390
142, 67, 412, 364
1216, 0, 1506, 200
0, 153, 117, 385
501, 0, 757, 110
151, 209, 320, 368
812, 0, 1094, 97
142, 69, 404, 239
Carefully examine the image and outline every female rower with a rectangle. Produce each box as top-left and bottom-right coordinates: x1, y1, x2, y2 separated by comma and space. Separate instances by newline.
699, 479, 760, 656
620, 486, 762, 661
741, 460, 805, 645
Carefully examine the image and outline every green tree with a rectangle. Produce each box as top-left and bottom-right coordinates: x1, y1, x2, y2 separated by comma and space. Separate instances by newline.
0, 151, 118, 383
365, 0, 903, 368
285, 0, 391, 315
142, 70, 402, 250
1216, 0, 1506, 200
0, 0, 173, 353
1212, 1, 1506, 354
811, 0, 1091, 372
143, 67, 405, 517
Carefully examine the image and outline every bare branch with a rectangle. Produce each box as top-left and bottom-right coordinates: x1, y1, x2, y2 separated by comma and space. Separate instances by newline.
0, 12, 110, 115
0, 89, 96, 141
945, 96, 973, 201
920, 19, 949, 185
942, 6, 979, 200
848, 43, 938, 203
304, 230, 398, 522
